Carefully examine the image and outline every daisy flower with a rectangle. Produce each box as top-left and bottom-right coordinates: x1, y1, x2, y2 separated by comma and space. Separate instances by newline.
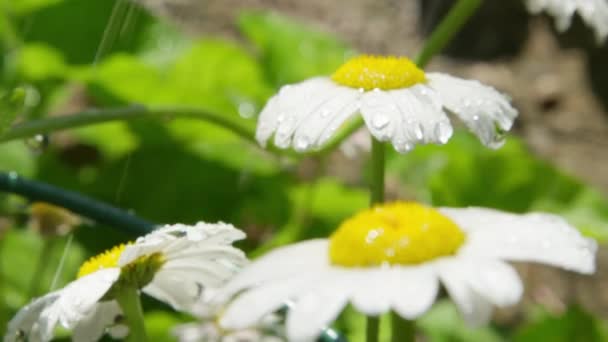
526, 0, 608, 43
256, 55, 518, 154
4, 222, 247, 342
217, 202, 596, 341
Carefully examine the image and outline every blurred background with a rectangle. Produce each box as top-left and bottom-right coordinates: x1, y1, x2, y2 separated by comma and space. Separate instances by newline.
1, 0, 607, 340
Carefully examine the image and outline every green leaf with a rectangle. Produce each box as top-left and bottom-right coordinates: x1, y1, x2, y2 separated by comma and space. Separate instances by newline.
418, 300, 506, 342
237, 11, 355, 86
514, 306, 608, 342
14, 43, 68, 80
4, 0, 64, 15
0, 87, 26, 134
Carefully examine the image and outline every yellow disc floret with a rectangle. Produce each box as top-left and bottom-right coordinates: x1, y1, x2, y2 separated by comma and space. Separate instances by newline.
331, 55, 426, 90
78, 244, 129, 278
329, 202, 465, 267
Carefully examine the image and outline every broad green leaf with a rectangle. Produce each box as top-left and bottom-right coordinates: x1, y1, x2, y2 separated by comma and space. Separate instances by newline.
419, 300, 505, 342
515, 306, 608, 342
238, 11, 355, 86
15, 43, 68, 80
4, 0, 64, 15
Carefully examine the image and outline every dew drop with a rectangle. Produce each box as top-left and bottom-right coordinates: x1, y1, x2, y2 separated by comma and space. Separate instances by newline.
472, 115, 480, 121
238, 102, 256, 119
434, 122, 452, 144
294, 136, 311, 152
319, 109, 331, 118
25, 134, 49, 153
277, 114, 286, 123
372, 114, 390, 130
365, 229, 382, 244
414, 123, 424, 140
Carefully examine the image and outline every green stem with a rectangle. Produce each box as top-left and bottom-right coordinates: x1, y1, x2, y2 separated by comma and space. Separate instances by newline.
0, 105, 254, 144
391, 312, 415, 342
115, 286, 147, 342
370, 138, 385, 205
414, 0, 483, 66
0, 172, 154, 235
366, 316, 380, 342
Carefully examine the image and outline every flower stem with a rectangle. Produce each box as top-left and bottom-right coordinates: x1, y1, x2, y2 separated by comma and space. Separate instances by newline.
391, 312, 414, 342
0, 172, 154, 235
366, 316, 380, 342
370, 138, 385, 205
115, 286, 148, 342
414, 0, 483, 66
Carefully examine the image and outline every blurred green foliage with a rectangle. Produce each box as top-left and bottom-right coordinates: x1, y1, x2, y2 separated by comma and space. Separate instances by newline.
0, 0, 607, 341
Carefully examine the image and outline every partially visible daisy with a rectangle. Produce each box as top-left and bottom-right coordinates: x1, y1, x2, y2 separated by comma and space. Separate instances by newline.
4, 222, 247, 342
218, 202, 596, 341
526, 0, 608, 43
256, 55, 517, 154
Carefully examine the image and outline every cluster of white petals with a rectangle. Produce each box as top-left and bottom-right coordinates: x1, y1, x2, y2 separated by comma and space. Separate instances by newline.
256, 74, 517, 154
218, 208, 596, 342
4, 222, 247, 342
527, 0, 608, 43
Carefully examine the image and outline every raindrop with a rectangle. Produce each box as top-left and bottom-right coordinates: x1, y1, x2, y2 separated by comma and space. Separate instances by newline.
238, 102, 255, 119
371, 114, 390, 130
472, 115, 480, 121
276, 114, 286, 123
414, 123, 424, 140
319, 109, 331, 118
395, 142, 414, 153
294, 136, 311, 152
25, 134, 49, 153
366, 229, 381, 244
434, 122, 452, 144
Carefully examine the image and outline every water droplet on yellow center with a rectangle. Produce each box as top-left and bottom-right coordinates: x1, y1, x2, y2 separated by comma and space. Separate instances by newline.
78, 244, 128, 278
331, 55, 426, 90
329, 202, 465, 267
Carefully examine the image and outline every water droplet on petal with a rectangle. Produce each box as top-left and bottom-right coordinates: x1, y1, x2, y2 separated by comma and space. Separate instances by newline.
414, 123, 424, 140
319, 109, 331, 118
472, 115, 480, 121
434, 122, 452, 144
277, 114, 286, 123
294, 136, 311, 152
372, 114, 390, 130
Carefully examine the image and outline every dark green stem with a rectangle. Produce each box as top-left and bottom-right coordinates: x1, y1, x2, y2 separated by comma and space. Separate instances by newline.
366, 316, 380, 342
370, 138, 385, 205
0, 172, 154, 235
414, 0, 483, 66
391, 312, 415, 342
115, 286, 147, 342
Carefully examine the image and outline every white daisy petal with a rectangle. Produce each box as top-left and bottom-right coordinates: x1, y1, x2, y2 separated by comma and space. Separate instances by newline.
256, 78, 346, 150
350, 269, 394, 315
442, 207, 597, 274
391, 266, 439, 319
437, 259, 493, 326
426, 73, 517, 149
360, 86, 453, 153
286, 276, 350, 342
526, 0, 608, 43
72, 301, 123, 342
5, 292, 61, 342
293, 86, 360, 151
217, 240, 329, 301
39, 268, 120, 337
221, 273, 321, 330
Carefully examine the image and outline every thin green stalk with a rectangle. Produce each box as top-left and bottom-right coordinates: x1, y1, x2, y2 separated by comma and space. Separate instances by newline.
0, 105, 254, 144
370, 138, 385, 205
27, 238, 55, 298
0, 172, 154, 235
414, 0, 483, 66
366, 316, 380, 342
391, 312, 414, 342
115, 286, 147, 342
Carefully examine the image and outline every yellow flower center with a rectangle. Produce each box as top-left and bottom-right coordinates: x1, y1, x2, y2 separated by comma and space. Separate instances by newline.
329, 202, 465, 267
331, 55, 426, 90
78, 244, 128, 278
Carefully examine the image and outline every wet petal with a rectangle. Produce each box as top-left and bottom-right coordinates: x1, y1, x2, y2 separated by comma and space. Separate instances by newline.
441, 207, 597, 274
427, 73, 517, 149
